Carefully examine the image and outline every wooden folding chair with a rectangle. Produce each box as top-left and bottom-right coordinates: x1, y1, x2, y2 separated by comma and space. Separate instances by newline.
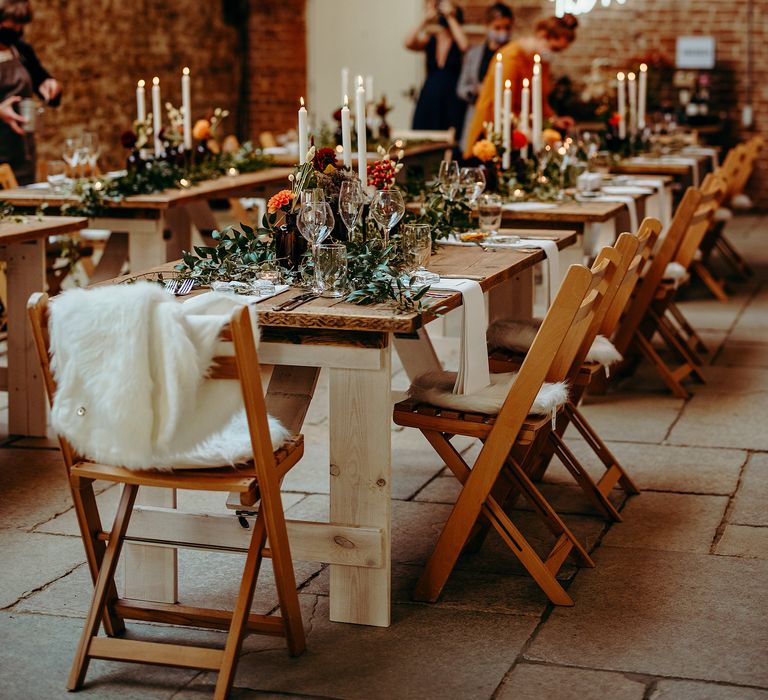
488, 232, 651, 523
27, 294, 306, 700
394, 261, 613, 606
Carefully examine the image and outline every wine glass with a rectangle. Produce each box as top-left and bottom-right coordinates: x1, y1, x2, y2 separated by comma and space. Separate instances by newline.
338, 179, 364, 239
459, 166, 486, 204
370, 189, 405, 245
402, 223, 439, 285
438, 160, 460, 200
62, 137, 82, 179
297, 201, 335, 291
301, 188, 325, 207
82, 132, 101, 175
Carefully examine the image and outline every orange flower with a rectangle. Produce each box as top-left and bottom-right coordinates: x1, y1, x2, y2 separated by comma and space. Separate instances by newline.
192, 118, 211, 141
267, 189, 296, 213
542, 128, 562, 146
472, 139, 497, 162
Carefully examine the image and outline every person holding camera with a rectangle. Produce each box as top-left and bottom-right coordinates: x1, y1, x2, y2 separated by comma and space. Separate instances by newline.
0, 0, 62, 184
405, 1, 468, 134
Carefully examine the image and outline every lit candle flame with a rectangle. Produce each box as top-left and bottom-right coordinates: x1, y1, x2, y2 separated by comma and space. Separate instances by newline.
496, 52, 503, 62
640, 63, 648, 72
534, 53, 541, 64
183, 67, 190, 76
505, 79, 511, 89
523, 78, 530, 88
628, 72, 636, 81
617, 72, 625, 80
344, 94, 349, 107
152, 76, 159, 86
358, 75, 364, 87
137, 79, 145, 88
300, 96, 305, 107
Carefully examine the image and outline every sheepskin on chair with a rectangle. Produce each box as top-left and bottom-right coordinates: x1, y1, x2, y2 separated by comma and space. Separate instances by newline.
49, 282, 289, 471
732, 193, 753, 210
408, 370, 568, 416
487, 319, 623, 369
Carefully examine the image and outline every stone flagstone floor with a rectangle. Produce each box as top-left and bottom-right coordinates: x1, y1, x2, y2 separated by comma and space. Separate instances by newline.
1, 215, 767, 700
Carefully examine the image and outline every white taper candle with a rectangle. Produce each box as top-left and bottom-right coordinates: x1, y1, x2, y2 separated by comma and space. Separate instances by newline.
298, 97, 308, 165
493, 53, 503, 138
355, 76, 367, 185
502, 79, 512, 170
151, 76, 162, 156
181, 67, 192, 150
341, 94, 352, 169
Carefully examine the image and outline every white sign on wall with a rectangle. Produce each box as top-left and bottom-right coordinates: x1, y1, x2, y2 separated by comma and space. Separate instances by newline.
676, 36, 716, 69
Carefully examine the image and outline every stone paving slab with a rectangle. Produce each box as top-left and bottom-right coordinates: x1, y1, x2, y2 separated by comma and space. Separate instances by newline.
601, 492, 727, 553
0, 530, 85, 609
0, 611, 210, 699
545, 440, 746, 495
715, 525, 768, 560
730, 453, 768, 526
652, 679, 768, 699
526, 546, 768, 687
197, 595, 538, 700
715, 340, 768, 368
496, 663, 647, 700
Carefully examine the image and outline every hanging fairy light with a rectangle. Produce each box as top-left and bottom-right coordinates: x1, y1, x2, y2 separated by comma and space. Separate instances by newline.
551, 0, 627, 16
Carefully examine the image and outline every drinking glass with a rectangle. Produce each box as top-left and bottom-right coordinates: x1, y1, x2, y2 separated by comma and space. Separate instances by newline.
338, 179, 364, 238
370, 189, 405, 245
402, 223, 439, 285
314, 243, 348, 298
62, 137, 82, 179
478, 194, 503, 234
459, 166, 486, 204
300, 188, 325, 206
46, 160, 68, 192
297, 201, 334, 291
82, 132, 101, 175
437, 160, 460, 200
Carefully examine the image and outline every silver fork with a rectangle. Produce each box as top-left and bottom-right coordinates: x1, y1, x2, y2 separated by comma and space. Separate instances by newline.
163, 279, 179, 295
176, 278, 195, 296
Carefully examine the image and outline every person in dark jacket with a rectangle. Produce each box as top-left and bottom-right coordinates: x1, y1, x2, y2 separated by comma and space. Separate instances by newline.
0, 0, 62, 184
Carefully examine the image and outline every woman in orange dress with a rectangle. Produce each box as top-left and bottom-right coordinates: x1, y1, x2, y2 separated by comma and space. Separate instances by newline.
463, 13, 579, 158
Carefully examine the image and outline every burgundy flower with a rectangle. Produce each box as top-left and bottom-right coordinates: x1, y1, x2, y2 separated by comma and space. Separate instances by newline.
312, 147, 338, 172
120, 130, 138, 149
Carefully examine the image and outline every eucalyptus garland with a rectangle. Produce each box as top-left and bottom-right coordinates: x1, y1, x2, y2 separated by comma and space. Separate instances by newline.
60, 142, 273, 218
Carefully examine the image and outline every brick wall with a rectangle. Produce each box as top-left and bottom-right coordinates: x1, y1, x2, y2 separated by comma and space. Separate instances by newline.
461, 0, 767, 206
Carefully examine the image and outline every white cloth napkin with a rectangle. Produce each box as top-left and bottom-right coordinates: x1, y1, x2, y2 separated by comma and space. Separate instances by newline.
682, 146, 719, 170
502, 202, 559, 211
582, 194, 639, 233
620, 177, 673, 226
660, 156, 700, 186
428, 278, 490, 395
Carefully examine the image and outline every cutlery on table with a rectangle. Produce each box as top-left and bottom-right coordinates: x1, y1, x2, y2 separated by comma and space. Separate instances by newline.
272, 293, 319, 312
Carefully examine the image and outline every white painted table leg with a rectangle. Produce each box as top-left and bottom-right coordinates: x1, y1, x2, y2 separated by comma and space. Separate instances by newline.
123, 486, 178, 603
329, 346, 392, 627
5, 239, 47, 436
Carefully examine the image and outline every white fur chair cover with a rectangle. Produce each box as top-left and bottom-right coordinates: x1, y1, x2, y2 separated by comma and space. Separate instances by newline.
732, 193, 753, 210
409, 370, 568, 416
714, 207, 734, 222
49, 283, 289, 471
486, 319, 623, 369
664, 261, 689, 288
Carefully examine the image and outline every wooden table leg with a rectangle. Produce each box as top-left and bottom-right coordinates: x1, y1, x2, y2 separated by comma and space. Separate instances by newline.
123, 486, 178, 603
164, 208, 192, 263
184, 201, 219, 241
488, 271, 534, 323
393, 329, 442, 382
4, 239, 47, 436
329, 345, 392, 627
127, 218, 166, 272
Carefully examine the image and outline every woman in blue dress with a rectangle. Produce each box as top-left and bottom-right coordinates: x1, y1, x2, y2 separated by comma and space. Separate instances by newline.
405, 1, 468, 134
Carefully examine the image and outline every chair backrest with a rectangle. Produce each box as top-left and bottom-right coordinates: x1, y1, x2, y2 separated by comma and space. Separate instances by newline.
26, 292, 277, 474
0, 163, 18, 189
731, 136, 764, 196
602, 218, 662, 339
612, 187, 702, 355
674, 173, 729, 270
476, 263, 608, 466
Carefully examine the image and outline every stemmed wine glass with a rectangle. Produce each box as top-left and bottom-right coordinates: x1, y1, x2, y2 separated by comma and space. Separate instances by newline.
297, 200, 335, 291
338, 179, 365, 240
438, 160, 460, 200
82, 132, 101, 176
370, 189, 405, 246
62, 137, 82, 179
459, 166, 486, 205
402, 223, 439, 285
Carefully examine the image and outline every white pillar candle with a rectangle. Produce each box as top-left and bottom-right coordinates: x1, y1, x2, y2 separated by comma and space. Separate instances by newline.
355, 76, 367, 185
520, 77, 530, 148
341, 94, 352, 169
151, 76, 162, 156
617, 72, 627, 140
638, 63, 648, 130
341, 66, 349, 107
181, 67, 192, 150
502, 80, 512, 170
298, 97, 309, 165
628, 71, 637, 136
493, 53, 503, 137
136, 79, 146, 124
532, 55, 543, 152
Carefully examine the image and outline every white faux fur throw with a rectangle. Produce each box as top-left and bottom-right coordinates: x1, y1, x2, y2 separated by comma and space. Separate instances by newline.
409, 370, 568, 416
486, 319, 622, 369
49, 283, 289, 471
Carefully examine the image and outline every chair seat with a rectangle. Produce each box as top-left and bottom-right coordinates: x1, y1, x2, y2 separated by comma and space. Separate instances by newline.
71, 435, 304, 495
393, 399, 550, 445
